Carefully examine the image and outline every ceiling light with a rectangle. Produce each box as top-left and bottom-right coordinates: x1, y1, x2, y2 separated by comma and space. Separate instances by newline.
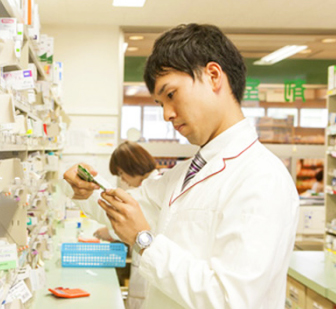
254, 45, 307, 65
322, 38, 336, 43
113, 0, 146, 7
127, 47, 139, 52
129, 35, 144, 40
299, 49, 312, 54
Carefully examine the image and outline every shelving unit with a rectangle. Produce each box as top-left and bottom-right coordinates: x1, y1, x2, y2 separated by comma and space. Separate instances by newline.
325, 89, 336, 254
0, 1, 68, 307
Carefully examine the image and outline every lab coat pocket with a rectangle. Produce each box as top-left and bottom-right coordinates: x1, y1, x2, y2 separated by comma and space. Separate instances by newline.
168, 209, 214, 258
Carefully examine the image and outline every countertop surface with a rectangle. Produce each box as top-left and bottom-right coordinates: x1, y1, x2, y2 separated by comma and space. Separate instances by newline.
288, 251, 336, 303
30, 220, 125, 309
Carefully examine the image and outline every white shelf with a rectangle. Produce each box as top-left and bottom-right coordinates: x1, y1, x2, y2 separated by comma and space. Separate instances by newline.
0, 144, 27, 152
326, 83, 336, 246
45, 147, 64, 152
0, 3, 68, 307
0, 144, 63, 152
2, 63, 23, 72
28, 145, 63, 152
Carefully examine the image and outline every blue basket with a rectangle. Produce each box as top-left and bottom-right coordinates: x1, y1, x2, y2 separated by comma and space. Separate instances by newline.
61, 243, 127, 268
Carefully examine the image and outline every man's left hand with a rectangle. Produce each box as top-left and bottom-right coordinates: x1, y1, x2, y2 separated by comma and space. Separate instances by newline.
98, 188, 150, 246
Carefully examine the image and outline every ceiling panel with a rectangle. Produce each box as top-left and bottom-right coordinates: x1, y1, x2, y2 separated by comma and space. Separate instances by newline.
36, 0, 336, 60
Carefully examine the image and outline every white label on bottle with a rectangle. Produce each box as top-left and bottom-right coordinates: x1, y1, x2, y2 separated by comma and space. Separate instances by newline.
5, 281, 32, 304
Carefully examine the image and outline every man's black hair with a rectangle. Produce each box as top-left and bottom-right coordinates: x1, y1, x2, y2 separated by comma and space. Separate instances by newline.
144, 23, 246, 104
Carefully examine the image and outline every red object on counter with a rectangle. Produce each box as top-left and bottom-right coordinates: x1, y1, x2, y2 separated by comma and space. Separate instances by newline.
48, 287, 90, 298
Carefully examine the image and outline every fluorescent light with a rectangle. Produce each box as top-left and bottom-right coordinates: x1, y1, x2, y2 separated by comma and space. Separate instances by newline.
113, 0, 146, 7
254, 45, 307, 65
127, 47, 139, 52
129, 35, 144, 40
322, 38, 336, 43
299, 49, 312, 54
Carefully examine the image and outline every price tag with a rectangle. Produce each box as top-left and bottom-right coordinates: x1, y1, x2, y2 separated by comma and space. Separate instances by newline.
5, 281, 32, 304
16, 265, 31, 282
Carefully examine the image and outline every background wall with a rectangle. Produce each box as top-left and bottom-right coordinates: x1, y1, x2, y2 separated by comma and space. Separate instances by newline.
43, 24, 124, 114
42, 24, 125, 185
124, 56, 336, 84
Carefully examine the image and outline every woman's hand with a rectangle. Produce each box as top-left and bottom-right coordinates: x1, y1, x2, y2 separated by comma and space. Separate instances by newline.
93, 227, 115, 242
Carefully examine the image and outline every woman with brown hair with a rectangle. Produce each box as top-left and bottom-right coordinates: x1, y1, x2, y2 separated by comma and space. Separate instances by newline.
109, 141, 157, 188
94, 141, 160, 309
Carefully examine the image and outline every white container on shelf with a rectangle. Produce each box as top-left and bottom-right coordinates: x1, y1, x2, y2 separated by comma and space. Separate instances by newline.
46, 154, 59, 171
328, 65, 336, 90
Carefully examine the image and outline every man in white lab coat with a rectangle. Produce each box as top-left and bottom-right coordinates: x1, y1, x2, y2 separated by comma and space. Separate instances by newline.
64, 23, 299, 309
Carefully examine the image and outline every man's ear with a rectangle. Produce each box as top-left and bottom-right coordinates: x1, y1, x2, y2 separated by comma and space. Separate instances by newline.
205, 62, 223, 92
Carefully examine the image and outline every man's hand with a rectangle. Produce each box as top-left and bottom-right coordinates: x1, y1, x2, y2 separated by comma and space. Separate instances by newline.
98, 188, 150, 246
63, 163, 100, 200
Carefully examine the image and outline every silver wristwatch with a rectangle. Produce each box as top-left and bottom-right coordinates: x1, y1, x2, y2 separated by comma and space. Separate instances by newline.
134, 230, 154, 254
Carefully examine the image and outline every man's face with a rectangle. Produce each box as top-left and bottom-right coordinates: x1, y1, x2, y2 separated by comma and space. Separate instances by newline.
153, 69, 226, 146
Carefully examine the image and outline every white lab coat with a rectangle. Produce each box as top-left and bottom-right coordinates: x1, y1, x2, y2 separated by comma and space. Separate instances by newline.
134, 119, 299, 309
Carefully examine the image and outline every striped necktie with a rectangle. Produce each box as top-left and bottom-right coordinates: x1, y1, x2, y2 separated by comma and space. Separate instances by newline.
181, 151, 207, 191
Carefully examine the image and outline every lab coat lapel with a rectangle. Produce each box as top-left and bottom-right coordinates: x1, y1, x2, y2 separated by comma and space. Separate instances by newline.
169, 137, 259, 207
169, 161, 192, 202
169, 119, 259, 206
169, 156, 226, 206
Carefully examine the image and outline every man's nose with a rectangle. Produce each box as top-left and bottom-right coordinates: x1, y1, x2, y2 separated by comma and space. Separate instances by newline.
163, 103, 176, 122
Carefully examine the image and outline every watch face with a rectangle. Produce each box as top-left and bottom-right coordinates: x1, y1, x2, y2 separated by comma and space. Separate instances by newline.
139, 232, 153, 246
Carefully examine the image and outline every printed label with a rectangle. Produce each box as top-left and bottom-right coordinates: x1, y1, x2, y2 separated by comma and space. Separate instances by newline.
0, 244, 18, 271
5, 281, 32, 304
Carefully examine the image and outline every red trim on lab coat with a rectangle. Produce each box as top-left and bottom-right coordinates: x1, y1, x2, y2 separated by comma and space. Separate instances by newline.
169, 138, 258, 206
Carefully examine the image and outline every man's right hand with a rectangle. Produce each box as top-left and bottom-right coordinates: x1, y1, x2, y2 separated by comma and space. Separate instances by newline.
63, 163, 100, 200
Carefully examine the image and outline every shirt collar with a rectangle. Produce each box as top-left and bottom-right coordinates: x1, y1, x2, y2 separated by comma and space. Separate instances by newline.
199, 118, 258, 162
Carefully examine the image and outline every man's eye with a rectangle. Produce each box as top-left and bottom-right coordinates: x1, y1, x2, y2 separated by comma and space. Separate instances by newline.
167, 92, 174, 99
